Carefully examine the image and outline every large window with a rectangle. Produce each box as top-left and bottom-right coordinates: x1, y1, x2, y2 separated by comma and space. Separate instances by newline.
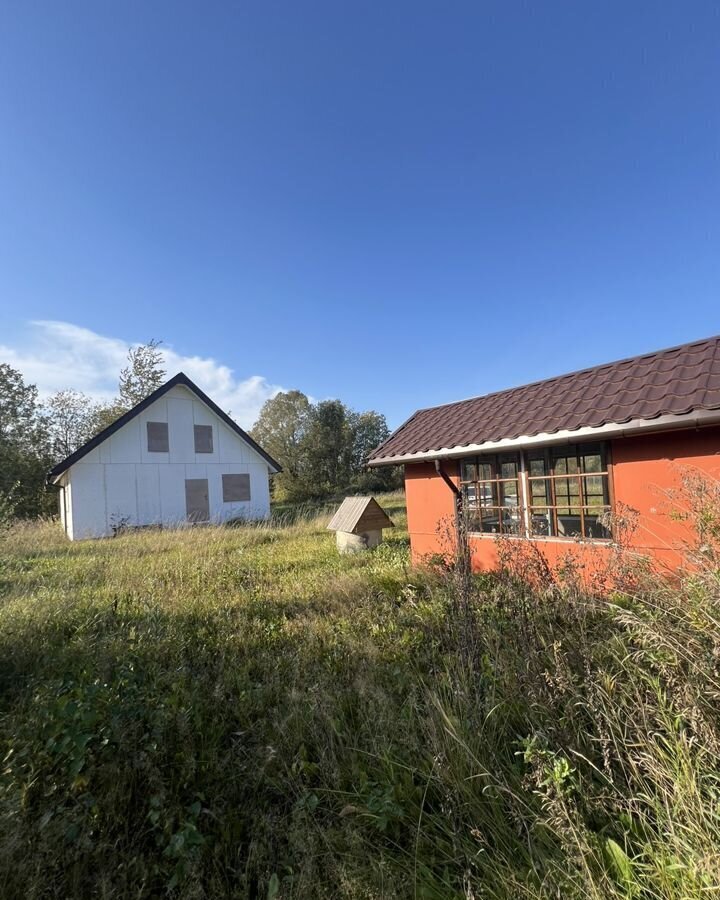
459, 443, 612, 541
460, 453, 522, 535
526, 443, 611, 539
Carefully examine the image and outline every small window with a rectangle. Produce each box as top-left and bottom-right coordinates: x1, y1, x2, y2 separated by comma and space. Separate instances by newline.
147, 421, 169, 453
194, 424, 213, 454
460, 452, 522, 535
222, 473, 251, 502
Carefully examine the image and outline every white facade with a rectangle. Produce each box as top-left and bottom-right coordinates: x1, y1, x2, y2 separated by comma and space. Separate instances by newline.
54, 384, 275, 540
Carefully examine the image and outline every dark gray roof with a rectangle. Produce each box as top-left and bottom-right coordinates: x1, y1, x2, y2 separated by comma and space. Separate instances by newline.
48, 372, 282, 481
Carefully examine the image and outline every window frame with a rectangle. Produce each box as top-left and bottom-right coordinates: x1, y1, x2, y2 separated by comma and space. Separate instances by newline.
458, 442, 614, 543
525, 443, 613, 541
459, 452, 523, 536
222, 473, 251, 503
194, 423, 214, 454
146, 421, 169, 453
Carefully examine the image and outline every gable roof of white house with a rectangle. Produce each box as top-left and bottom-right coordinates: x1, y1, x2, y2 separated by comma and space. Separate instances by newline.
47, 372, 282, 483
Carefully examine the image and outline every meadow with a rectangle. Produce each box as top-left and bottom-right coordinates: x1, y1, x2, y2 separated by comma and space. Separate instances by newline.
0, 490, 719, 899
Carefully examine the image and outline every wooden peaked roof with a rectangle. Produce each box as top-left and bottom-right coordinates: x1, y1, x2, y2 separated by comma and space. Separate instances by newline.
327, 497, 394, 534
47, 372, 282, 483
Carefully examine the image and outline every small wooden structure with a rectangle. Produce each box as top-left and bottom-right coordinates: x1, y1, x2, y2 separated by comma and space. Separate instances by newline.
327, 496, 394, 553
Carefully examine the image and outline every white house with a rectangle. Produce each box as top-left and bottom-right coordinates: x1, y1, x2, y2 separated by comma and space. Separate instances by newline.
47, 372, 282, 540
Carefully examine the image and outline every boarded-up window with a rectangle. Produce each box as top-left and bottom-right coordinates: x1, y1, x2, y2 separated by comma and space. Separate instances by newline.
222, 473, 251, 502
147, 421, 169, 452
194, 424, 213, 453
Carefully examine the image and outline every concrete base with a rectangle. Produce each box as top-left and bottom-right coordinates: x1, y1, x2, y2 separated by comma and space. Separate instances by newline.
336, 529, 382, 553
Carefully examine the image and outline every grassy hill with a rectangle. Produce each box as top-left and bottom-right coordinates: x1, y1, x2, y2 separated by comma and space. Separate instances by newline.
0, 492, 718, 898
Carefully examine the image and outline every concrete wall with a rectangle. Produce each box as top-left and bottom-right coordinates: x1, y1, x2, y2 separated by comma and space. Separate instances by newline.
336, 530, 383, 552
65, 385, 271, 539
403, 425, 720, 573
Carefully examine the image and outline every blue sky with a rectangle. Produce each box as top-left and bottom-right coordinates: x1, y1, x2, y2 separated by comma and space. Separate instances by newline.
1, 2, 719, 427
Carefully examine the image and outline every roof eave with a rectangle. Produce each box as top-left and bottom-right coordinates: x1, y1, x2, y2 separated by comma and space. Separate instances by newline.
367, 408, 720, 466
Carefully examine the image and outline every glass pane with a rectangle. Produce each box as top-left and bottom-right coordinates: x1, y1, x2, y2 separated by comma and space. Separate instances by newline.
461, 460, 477, 482
530, 508, 553, 536
528, 455, 547, 477
479, 506, 522, 535
503, 511, 522, 535
585, 495, 606, 508
462, 483, 478, 508
554, 477, 580, 505
467, 513, 482, 533
499, 480, 518, 507
500, 456, 518, 478
479, 508, 502, 534
529, 478, 550, 503
478, 481, 496, 507
581, 451, 602, 473
583, 508, 611, 539
478, 461, 493, 480
583, 474, 606, 505
557, 508, 583, 538
553, 449, 578, 474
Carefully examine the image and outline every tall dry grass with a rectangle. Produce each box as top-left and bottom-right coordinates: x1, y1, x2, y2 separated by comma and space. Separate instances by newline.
0, 484, 718, 898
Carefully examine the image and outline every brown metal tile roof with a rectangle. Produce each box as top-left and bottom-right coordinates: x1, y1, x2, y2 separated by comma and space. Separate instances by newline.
369, 335, 720, 462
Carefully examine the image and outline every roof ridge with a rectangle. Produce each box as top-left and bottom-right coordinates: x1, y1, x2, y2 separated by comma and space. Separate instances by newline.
368, 333, 720, 462
47, 371, 282, 480
409, 334, 720, 419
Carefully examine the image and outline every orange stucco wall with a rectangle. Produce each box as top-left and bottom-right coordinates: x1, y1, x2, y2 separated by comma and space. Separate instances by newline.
403, 426, 720, 574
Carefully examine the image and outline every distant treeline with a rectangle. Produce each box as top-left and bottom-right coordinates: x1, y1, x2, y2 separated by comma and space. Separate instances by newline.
250, 391, 401, 501
0, 341, 399, 520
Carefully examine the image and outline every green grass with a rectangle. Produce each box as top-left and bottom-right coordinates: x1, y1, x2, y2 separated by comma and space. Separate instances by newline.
0, 489, 719, 898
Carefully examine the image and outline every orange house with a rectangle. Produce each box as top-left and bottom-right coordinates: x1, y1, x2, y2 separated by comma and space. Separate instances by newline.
368, 336, 720, 574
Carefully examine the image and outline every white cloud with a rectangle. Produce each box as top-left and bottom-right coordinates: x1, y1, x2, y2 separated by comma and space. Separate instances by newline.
0, 320, 285, 428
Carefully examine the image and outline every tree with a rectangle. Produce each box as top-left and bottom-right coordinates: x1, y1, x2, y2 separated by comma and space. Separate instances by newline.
250, 393, 401, 501
348, 410, 402, 493
45, 390, 97, 460
47, 341, 168, 454
0, 364, 53, 517
81, 340, 167, 440
302, 400, 354, 498
350, 411, 390, 472
0, 363, 42, 444
85, 400, 129, 437
250, 391, 311, 500
118, 339, 166, 409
